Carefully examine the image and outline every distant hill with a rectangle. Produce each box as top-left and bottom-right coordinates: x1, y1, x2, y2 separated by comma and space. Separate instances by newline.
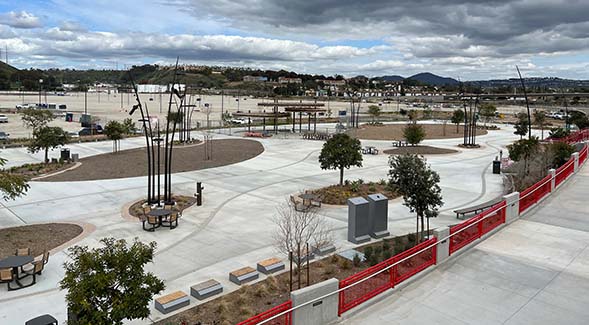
0, 61, 18, 75
378, 75, 405, 82
407, 72, 459, 86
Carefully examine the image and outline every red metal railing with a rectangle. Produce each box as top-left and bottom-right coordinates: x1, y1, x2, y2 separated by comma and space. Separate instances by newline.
519, 174, 552, 214
580, 145, 588, 165
237, 300, 292, 325
555, 158, 574, 187
338, 237, 436, 315
480, 201, 507, 236
547, 129, 589, 144
449, 200, 507, 255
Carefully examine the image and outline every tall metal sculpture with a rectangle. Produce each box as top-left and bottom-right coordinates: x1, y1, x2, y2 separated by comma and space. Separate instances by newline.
516, 66, 532, 139
128, 59, 187, 205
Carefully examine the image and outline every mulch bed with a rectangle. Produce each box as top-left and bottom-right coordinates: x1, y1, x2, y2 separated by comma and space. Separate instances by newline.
129, 195, 197, 218
383, 145, 459, 155
0, 223, 83, 259
354, 123, 487, 140
312, 181, 397, 205
40, 139, 264, 182
7, 161, 75, 180
156, 232, 421, 325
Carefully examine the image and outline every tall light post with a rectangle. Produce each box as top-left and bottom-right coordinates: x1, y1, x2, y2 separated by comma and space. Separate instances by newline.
38, 79, 43, 107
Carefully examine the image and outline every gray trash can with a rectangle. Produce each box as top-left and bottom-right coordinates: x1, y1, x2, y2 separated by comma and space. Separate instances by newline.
492, 160, 501, 174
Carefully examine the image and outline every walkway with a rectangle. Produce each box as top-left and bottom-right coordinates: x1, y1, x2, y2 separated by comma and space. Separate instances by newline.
344, 162, 589, 324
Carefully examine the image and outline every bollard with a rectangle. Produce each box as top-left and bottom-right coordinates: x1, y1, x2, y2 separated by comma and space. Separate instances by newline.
196, 182, 204, 206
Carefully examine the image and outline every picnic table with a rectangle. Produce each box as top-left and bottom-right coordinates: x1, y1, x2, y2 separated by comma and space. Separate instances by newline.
362, 146, 379, 155
0, 255, 34, 289
392, 140, 408, 147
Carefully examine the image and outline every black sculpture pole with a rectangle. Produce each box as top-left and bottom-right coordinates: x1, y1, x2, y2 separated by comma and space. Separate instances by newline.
167, 86, 187, 202
163, 58, 180, 203
157, 123, 161, 204
128, 75, 154, 203
463, 98, 468, 146
516, 66, 532, 139
144, 101, 157, 203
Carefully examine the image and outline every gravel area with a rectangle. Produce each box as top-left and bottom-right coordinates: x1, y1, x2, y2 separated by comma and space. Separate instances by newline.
383, 145, 459, 155
41, 139, 264, 182
0, 223, 82, 259
353, 123, 487, 140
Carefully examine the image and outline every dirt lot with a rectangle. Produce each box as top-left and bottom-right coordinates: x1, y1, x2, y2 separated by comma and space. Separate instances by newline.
40, 139, 264, 182
353, 123, 487, 140
383, 145, 459, 155
0, 223, 82, 259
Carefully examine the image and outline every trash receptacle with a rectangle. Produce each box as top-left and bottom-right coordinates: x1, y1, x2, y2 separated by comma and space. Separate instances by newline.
492, 160, 501, 174
65, 112, 73, 122
61, 148, 70, 161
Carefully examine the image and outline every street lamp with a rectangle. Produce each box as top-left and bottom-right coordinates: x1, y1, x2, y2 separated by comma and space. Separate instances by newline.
38, 79, 43, 107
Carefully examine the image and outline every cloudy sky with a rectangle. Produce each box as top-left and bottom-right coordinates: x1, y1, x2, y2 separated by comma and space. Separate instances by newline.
1, 0, 589, 80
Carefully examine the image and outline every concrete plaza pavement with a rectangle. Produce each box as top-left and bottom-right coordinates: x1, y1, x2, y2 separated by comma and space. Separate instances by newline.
344, 158, 589, 324
0, 123, 524, 324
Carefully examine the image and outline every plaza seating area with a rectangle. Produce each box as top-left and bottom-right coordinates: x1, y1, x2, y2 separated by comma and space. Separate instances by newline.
362, 146, 379, 155
141, 204, 181, 232
391, 139, 408, 147
0, 248, 49, 291
453, 196, 503, 219
290, 192, 322, 212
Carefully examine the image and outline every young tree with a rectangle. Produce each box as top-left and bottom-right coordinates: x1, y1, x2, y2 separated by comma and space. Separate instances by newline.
479, 103, 496, 126
507, 136, 540, 175
388, 154, 443, 244
548, 141, 575, 168
0, 157, 29, 200
567, 111, 589, 130
367, 105, 381, 124
533, 110, 547, 140
273, 200, 332, 289
20, 108, 55, 136
451, 109, 465, 133
514, 112, 529, 139
60, 238, 164, 325
319, 133, 363, 185
104, 120, 126, 152
122, 117, 137, 135
407, 109, 419, 122
403, 123, 426, 146
28, 126, 68, 163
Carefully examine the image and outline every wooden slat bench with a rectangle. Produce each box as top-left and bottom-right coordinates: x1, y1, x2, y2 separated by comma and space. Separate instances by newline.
313, 243, 336, 256
229, 266, 259, 285
392, 140, 408, 147
257, 257, 285, 274
154, 291, 190, 314
190, 279, 223, 300
454, 197, 503, 219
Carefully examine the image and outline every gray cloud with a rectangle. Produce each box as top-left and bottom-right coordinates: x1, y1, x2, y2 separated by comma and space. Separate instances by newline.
0, 11, 42, 29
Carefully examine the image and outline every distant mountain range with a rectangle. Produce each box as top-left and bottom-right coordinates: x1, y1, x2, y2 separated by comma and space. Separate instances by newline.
377, 72, 460, 86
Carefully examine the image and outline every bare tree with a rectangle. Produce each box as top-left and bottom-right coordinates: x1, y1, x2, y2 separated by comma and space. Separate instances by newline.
273, 200, 333, 289
201, 131, 214, 160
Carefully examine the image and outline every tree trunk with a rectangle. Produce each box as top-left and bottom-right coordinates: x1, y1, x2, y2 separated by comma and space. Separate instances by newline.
456, 123, 459, 133
339, 167, 344, 186
541, 127, 544, 140
44, 148, 48, 164
420, 215, 425, 243
415, 214, 419, 246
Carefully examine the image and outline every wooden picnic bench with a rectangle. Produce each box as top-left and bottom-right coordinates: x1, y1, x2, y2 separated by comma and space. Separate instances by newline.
154, 291, 190, 314
257, 257, 285, 274
392, 140, 408, 147
453, 197, 503, 219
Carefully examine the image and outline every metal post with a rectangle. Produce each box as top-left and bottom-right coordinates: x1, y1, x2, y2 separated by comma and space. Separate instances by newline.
289, 251, 293, 292
297, 243, 301, 289
196, 182, 203, 206
306, 242, 310, 286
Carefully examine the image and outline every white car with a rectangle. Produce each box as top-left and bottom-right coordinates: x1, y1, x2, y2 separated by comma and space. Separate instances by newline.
231, 118, 248, 125
0, 115, 8, 123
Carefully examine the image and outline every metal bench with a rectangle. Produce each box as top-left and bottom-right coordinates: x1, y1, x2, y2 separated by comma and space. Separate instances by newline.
154, 291, 190, 314
190, 279, 223, 300
391, 140, 408, 147
229, 266, 259, 285
257, 257, 285, 275
454, 197, 503, 219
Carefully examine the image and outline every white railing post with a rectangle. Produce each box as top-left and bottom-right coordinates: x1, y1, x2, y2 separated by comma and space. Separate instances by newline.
433, 227, 450, 264
572, 152, 580, 172
503, 192, 520, 223
549, 169, 556, 191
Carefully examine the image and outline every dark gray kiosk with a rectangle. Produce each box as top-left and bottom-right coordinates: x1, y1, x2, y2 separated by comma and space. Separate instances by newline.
347, 197, 371, 244
367, 193, 390, 238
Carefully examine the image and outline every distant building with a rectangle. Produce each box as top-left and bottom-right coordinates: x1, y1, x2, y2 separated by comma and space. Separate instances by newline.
243, 75, 268, 82
278, 77, 302, 84
317, 79, 346, 87
136, 84, 167, 93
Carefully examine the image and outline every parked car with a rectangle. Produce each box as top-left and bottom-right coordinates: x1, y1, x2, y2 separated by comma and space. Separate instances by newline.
0, 132, 9, 142
78, 125, 103, 136
67, 131, 80, 138
0, 115, 8, 123
230, 118, 248, 125
15, 103, 34, 110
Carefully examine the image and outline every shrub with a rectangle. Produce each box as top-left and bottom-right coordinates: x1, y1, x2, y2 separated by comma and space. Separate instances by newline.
383, 250, 392, 260
341, 258, 351, 270
368, 185, 377, 192
378, 179, 387, 186
364, 246, 373, 260
330, 254, 339, 264
382, 241, 391, 252
352, 254, 361, 267
368, 254, 379, 266
403, 123, 426, 146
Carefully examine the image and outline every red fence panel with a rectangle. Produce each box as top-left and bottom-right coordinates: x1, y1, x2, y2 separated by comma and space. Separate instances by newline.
580, 145, 588, 165
519, 174, 552, 214
555, 158, 574, 187
338, 259, 393, 315
480, 201, 506, 235
449, 215, 481, 255
236, 300, 292, 325
392, 237, 437, 285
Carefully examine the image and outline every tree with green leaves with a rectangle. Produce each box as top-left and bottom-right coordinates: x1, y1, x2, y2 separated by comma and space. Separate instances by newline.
567, 111, 589, 130
60, 237, 165, 325
451, 109, 465, 132
533, 110, 547, 140
479, 103, 496, 126
20, 108, 55, 136
0, 157, 29, 200
367, 105, 381, 124
514, 112, 529, 139
507, 136, 540, 175
104, 120, 126, 152
404, 123, 426, 146
319, 133, 363, 185
28, 126, 68, 163
549, 142, 575, 168
122, 118, 137, 135
388, 154, 443, 244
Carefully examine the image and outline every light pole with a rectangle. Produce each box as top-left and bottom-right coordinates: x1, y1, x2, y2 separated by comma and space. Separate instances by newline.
38, 79, 43, 107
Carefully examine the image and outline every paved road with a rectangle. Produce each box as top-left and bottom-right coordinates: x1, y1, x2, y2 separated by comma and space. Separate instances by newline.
344, 161, 589, 324
0, 123, 524, 324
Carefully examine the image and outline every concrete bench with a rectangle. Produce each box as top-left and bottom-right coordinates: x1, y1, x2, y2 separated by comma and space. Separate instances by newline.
229, 266, 259, 285
154, 291, 190, 314
313, 243, 336, 256
190, 279, 223, 300
257, 257, 285, 274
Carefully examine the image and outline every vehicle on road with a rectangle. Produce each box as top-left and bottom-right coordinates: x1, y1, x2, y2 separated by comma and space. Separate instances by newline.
0, 131, 10, 142
78, 125, 103, 136
0, 115, 8, 123
230, 118, 248, 125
